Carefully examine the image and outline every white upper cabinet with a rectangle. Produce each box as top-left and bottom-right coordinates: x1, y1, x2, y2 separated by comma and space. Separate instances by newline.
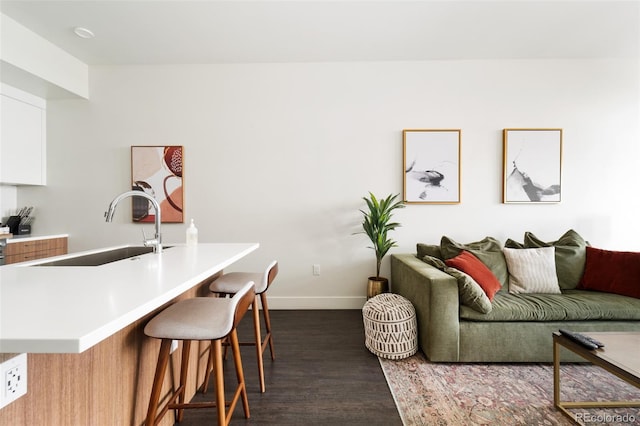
0, 84, 46, 185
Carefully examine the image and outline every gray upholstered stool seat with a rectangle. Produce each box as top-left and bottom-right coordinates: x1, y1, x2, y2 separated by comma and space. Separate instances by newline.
144, 281, 255, 426
362, 293, 418, 360
208, 260, 278, 393
145, 297, 237, 341
211, 272, 264, 294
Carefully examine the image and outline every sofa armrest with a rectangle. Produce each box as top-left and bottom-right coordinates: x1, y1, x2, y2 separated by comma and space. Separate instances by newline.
391, 253, 460, 361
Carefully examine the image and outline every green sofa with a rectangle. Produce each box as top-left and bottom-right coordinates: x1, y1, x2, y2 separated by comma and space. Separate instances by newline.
390, 232, 640, 362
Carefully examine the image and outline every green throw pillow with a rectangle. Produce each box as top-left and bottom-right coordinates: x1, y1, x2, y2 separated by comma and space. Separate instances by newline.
504, 238, 525, 249
417, 243, 442, 259
523, 229, 587, 290
421, 255, 492, 314
440, 236, 508, 288
444, 266, 493, 314
420, 254, 446, 269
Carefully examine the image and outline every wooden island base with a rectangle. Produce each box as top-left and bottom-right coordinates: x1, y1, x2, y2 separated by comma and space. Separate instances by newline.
0, 273, 220, 426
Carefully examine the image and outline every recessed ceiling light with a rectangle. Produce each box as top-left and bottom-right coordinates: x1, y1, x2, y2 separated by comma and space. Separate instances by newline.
73, 27, 95, 39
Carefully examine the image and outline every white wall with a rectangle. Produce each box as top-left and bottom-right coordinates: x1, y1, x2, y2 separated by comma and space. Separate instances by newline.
19, 58, 640, 308
0, 184, 17, 221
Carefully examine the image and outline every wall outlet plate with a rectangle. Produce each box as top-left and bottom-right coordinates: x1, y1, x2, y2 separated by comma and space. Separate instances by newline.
0, 353, 27, 409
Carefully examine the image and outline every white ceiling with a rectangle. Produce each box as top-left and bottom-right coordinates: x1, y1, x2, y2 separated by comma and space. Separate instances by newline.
1, 0, 639, 65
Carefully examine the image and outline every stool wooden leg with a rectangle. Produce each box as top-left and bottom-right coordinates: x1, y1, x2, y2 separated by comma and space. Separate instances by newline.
221, 294, 231, 362
175, 340, 191, 422
146, 339, 172, 426
261, 293, 275, 361
252, 295, 266, 393
201, 340, 215, 393
212, 339, 226, 425
230, 329, 250, 419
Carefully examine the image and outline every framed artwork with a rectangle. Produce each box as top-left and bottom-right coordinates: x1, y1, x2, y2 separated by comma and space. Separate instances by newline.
403, 129, 461, 204
131, 146, 184, 223
503, 129, 562, 203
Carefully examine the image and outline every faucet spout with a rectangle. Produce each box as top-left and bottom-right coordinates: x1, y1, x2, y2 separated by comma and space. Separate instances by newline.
105, 190, 162, 253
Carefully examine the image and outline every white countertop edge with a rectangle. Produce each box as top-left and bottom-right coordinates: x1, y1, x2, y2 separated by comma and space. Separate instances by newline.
5, 234, 69, 243
0, 242, 259, 353
0, 339, 80, 353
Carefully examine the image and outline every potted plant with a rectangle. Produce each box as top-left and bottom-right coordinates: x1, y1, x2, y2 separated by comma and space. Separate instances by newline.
357, 192, 405, 298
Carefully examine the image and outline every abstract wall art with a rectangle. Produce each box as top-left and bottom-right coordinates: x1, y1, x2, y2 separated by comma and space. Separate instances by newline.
403, 129, 461, 204
503, 129, 562, 203
131, 145, 184, 223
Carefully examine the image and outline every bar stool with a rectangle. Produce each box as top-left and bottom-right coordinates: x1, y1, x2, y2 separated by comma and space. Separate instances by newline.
207, 260, 278, 393
144, 281, 255, 426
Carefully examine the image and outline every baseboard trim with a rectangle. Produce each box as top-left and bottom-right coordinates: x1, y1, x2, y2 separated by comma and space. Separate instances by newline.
266, 296, 367, 310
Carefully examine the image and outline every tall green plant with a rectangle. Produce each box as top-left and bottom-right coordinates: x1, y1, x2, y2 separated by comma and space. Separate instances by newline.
358, 192, 405, 278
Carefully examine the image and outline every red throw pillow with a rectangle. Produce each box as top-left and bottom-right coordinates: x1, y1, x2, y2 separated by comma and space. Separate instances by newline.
445, 250, 502, 300
578, 246, 640, 299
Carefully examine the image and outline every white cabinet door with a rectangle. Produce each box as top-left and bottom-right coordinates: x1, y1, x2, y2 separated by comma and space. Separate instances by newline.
0, 86, 46, 185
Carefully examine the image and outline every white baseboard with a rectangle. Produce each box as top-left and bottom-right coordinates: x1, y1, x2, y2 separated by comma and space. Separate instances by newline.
265, 296, 367, 310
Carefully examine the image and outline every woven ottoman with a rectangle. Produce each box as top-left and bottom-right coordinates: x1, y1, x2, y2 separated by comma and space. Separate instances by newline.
362, 293, 418, 360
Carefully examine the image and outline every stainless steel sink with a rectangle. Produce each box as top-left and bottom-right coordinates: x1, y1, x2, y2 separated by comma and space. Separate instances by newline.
34, 246, 171, 267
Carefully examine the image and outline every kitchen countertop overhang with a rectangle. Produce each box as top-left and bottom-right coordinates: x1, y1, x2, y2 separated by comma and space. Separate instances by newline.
0, 243, 259, 353
3, 233, 69, 243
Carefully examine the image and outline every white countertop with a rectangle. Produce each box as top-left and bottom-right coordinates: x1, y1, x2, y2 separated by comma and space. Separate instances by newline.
0, 243, 258, 353
4, 234, 69, 243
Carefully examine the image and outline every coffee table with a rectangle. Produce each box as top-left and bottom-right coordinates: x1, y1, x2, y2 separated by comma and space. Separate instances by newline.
553, 331, 640, 424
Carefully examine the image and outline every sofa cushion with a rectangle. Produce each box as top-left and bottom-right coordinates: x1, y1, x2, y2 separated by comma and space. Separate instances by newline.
460, 289, 640, 321
417, 243, 442, 260
447, 268, 493, 314
421, 255, 492, 314
505, 230, 587, 290
503, 247, 561, 294
523, 229, 587, 290
440, 236, 508, 288
445, 251, 502, 301
504, 238, 525, 249
578, 246, 640, 299
420, 254, 446, 270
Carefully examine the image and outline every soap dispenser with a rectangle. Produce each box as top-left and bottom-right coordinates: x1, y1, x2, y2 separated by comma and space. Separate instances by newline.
186, 219, 198, 246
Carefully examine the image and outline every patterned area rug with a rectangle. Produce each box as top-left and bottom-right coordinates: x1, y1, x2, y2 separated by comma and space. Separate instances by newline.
379, 352, 640, 425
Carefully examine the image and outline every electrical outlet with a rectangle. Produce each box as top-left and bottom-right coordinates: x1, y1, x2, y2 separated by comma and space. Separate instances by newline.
0, 353, 27, 409
313, 264, 320, 276
170, 340, 179, 354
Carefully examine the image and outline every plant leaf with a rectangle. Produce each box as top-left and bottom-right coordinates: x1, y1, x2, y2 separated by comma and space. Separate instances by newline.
356, 192, 405, 277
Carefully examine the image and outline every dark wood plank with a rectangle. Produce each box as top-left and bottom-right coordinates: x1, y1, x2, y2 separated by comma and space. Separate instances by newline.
178, 310, 402, 425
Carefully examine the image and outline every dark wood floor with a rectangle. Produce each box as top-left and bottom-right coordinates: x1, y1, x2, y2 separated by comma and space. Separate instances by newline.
176, 310, 403, 425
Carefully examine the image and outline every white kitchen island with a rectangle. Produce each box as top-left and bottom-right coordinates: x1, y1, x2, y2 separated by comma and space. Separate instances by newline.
0, 242, 259, 425
0, 242, 259, 353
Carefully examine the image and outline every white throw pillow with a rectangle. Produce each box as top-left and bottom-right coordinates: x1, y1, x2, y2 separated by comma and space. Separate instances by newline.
503, 247, 561, 294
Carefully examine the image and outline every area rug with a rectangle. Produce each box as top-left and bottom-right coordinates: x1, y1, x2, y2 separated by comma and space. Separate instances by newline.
379, 352, 640, 425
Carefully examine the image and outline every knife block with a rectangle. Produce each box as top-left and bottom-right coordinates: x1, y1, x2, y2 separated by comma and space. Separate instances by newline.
6, 216, 21, 235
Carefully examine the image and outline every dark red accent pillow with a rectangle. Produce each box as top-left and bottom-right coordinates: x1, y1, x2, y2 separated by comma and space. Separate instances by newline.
578, 246, 640, 299
445, 250, 502, 300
